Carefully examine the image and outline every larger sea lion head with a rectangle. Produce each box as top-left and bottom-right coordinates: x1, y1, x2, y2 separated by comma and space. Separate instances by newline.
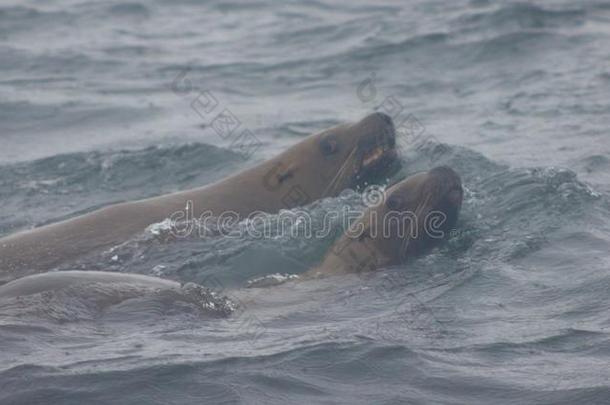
261, 112, 397, 204
308, 166, 462, 277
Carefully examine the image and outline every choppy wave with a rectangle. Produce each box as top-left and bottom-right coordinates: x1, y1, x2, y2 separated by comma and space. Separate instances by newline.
2, 0, 610, 403
0, 143, 243, 236
2, 141, 609, 404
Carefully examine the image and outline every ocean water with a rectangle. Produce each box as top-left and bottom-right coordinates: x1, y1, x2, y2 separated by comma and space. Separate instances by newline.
1, 0, 610, 404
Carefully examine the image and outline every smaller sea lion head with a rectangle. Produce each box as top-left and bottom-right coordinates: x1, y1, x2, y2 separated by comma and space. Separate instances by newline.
307, 166, 463, 277
374, 166, 463, 262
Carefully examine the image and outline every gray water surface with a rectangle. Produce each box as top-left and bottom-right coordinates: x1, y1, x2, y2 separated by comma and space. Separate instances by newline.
1, 1, 610, 404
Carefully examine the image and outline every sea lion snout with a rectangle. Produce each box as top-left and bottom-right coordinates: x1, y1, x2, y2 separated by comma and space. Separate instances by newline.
428, 166, 461, 186
418, 166, 463, 242
357, 112, 396, 147
426, 166, 463, 212
447, 187, 463, 207
360, 111, 394, 129
354, 113, 397, 176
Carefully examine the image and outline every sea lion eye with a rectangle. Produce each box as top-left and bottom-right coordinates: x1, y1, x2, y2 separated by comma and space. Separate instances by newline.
385, 195, 404, 211
320, 137, 339, 156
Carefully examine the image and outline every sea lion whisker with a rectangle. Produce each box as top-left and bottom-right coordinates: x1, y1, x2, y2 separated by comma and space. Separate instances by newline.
323, 145, 358, 197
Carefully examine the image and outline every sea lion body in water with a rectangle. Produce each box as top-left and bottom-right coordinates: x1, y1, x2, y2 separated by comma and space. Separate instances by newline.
0, 113, 397, 281
0, 271, 179, 300
0, 270, 235, 318
0, 167, 462, 302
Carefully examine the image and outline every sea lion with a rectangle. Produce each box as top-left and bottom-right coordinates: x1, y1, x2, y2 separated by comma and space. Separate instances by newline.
0, 167, 462, 301
304, 166, 463, 278
0, 270, 235, 318
0, 271, 179, 300
0, 113, 397, 282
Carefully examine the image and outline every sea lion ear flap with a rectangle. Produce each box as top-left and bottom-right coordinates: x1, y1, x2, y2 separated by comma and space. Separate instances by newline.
262, 162, 298, 190
275, 163, 297, 184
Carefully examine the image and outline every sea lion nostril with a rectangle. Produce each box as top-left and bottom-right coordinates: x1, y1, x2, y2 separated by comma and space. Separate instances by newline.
447, 188, 463, 206
320, 137, 338, 155
376, 114, 396, 147
387, 131, 396, 148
